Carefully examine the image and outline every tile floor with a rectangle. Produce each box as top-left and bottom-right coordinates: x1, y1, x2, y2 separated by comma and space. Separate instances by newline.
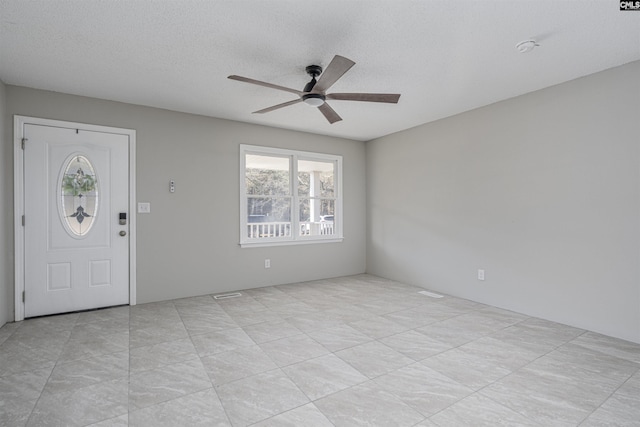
1, 274, 639, 426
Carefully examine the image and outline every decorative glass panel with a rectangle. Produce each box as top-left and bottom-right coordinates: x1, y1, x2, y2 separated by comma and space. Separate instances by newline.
60, 155, 98, 236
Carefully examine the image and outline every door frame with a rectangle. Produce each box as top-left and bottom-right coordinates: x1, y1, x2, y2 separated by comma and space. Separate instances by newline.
13, 116, 137, 321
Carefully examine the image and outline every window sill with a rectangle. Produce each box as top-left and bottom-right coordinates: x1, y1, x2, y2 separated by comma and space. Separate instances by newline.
240, 237, 344, 248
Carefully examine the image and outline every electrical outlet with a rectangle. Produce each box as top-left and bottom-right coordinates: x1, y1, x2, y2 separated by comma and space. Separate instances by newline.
264, 259, 271, 269
478, 269, 485, 281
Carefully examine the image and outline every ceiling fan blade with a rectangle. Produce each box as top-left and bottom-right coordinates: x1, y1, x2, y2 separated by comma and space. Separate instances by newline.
326, 93, 401, 103
318, 103, 342, 124
253, 98, 303, 114
228, 75, 303, 96
312, 55, 355, 94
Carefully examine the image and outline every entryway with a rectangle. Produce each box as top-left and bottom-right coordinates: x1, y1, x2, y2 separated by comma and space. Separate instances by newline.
14, 116, 136, 320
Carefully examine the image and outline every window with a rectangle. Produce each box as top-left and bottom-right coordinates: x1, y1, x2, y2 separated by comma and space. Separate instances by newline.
59, 154, 99, 237
240, 145, 343, 247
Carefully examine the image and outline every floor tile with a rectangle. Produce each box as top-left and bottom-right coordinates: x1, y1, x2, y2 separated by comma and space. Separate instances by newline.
335, 341, 414, 378
129, 321, 189, 348
201, 345, 277, 386
382, 306, 454, 328
86, 414, 129, 426
179, 312, 240, 335
354, 297, 420, 315
0, 322, 22, 345
58, 332, 130, 363
0, 344, 59, 377
251, 403, 333, 427
380, 330, 452, 361
226, 309, 281, 327
527, 342, 639, 389
372, 363, 474, 417
217, 295, 268, 315
315, 381, 425, 426
570, 332, 640, 364
69, 317, 130, 340
216, 369, 309, 426
429, 393, 541, 426
348, 315, 411, 339
242, 319, 302, 344
253, 293, 300, 307
259, 334, 329, 367
129, 337, 199, 373
282, 354, 368, 400
479, 366, 618, 426
0, 367, 53, 427
306, 324, 372, 352
421, 346, 513, 390
190, 327, 255, 357
129, 359, 212, 410
489, 317, 584, 354
270, 301, 319, 318
45, 351, 129, 393
129, 388, 230, 426
415, 315, 499, 347
580, 392, 640, 426
27, 377, 129, 427
77, 305, 130, 321
15, 313, 79, 337
286, 311, 346, 332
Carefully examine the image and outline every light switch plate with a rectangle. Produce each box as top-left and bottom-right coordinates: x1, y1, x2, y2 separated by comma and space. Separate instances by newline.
137, 202, 151, 214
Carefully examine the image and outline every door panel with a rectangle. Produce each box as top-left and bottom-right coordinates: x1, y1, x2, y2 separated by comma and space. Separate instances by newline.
24, 124, 129, 317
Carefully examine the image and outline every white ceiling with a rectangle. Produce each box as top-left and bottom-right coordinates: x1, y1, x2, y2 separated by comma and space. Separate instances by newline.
1, 1, 639, 141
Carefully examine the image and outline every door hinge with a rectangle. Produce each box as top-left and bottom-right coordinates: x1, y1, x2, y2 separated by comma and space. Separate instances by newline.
22, 291, 25, 303
21, 138, 27, 149
22, 215, 25, 226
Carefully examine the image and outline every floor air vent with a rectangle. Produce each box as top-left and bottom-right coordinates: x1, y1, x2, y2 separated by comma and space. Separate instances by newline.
213, 292, 242, 300
418, 290, 443, 298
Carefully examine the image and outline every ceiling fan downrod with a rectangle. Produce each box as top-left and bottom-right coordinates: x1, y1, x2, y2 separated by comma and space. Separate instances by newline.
303, 65, 325, 106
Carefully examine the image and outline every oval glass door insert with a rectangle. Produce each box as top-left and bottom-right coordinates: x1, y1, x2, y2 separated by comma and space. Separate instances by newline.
60, 155, 99, 236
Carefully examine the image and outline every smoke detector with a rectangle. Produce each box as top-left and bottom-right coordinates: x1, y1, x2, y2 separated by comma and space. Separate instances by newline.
515, 40, 539, 53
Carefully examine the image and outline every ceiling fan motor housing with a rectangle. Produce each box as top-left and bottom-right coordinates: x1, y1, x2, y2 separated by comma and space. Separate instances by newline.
302, 93, 325, 106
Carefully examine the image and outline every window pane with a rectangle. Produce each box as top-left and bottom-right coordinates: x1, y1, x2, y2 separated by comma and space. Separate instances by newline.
298, 198, 335, 236
247, 197, 291, 221
246, 154, 290, 196
298, 160, 334, 197
246, 197, 292, 239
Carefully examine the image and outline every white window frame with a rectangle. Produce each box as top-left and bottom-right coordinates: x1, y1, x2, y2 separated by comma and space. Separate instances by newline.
240, 144, 343, 248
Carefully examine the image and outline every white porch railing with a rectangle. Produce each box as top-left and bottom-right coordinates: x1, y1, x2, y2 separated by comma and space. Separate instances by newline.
247, 221, 334, 239
299, 221, 335, 236
247, 222, 291, 238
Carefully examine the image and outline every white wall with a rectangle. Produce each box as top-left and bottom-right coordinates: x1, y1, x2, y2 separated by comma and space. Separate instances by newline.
5, 87, 366, 307
0, 79, 10, 327
367, 61, 640, 344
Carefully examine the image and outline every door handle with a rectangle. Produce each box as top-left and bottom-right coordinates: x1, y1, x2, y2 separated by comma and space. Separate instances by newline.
119, 230, 127, 237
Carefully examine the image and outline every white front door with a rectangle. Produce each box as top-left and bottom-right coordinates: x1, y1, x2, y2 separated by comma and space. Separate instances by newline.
23, 123, 130, 317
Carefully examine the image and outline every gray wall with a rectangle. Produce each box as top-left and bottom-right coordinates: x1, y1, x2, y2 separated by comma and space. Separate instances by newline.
0, 79, 10, 327
5, 86, 366, 308
367, 61, 640, 343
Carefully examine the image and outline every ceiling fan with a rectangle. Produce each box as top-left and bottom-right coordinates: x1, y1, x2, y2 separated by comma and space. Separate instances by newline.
228, 55, 401, 124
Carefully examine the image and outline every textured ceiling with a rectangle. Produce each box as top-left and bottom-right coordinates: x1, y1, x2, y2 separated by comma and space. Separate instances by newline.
1, 1, 639, 141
